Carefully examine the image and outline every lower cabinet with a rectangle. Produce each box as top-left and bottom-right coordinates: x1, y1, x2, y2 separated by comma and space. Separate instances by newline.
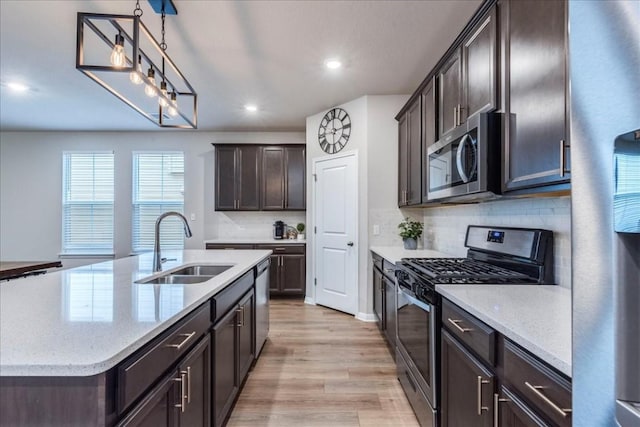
372, 263, 384, 330
371, 252, 397, 356
382, 274, 397, 354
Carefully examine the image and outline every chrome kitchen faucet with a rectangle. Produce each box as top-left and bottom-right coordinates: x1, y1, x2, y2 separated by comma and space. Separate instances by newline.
153, 211, 193, 272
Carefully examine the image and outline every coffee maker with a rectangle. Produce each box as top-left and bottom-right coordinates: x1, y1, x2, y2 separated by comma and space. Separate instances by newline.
273, 221, 285, 240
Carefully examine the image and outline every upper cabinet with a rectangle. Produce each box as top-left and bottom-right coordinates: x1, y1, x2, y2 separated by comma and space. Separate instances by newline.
500, 0, 569, 192
215, 145, 260, 211
398, 96, 422, 207
215, 144, 306, 211
421, 78, 437, 202
438, 6, 497, 139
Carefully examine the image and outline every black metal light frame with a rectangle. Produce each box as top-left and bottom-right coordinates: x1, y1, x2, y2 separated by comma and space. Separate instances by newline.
76, 12, 197, 129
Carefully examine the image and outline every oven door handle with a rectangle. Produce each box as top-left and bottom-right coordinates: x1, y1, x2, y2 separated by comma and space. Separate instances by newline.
402, 290, 433, 313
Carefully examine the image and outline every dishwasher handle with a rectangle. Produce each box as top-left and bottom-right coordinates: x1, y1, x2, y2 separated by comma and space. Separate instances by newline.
257, 258, 271, 276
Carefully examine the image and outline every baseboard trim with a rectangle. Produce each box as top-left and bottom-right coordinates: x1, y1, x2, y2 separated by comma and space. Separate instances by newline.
355, 312, 377, 322
304, 297, 316, 305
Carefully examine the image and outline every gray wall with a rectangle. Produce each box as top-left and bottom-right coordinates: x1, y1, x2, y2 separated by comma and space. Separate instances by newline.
0, 130, 304, 268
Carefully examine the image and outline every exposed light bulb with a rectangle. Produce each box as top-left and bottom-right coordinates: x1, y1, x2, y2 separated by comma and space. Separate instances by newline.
158, 81, 169, 108
110, 34, 126, 68
129, 55, 143, 85
144, 67, 156, 97
168, 91, 178, 116
325, 59, 342, 70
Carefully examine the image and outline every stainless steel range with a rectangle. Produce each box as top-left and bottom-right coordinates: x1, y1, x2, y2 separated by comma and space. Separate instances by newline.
395, 225, 554, 427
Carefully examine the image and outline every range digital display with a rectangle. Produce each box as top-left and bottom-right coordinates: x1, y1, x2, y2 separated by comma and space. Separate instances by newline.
487, 230, 505, 243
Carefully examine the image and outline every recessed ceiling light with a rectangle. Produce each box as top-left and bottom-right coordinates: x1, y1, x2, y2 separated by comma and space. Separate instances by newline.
325, 59, 342, 70
245, 104, 258, 112
6, 82, 30, 93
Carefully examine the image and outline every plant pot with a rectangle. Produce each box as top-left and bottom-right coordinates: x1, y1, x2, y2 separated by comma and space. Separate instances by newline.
403, 238, 417, 250
297, 234, 305, 240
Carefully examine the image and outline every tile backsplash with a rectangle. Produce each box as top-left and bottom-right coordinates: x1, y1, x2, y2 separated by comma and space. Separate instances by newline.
422, 196, 571, 288
206, 211, 306, 239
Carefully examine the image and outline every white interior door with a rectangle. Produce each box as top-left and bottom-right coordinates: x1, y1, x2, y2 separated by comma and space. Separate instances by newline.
313, 152, 358, 315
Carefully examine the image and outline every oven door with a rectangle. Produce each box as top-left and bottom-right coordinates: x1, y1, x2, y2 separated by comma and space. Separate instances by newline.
396, 284, 437, 407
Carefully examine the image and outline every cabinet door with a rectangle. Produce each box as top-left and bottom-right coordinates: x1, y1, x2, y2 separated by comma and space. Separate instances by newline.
268, 255, 280, 292
212, 307, 238, 427
117, 372, 178, 427
178, 336, 211, 427
237, 146, 261, 210
421, 78, 437, 202
383, 275, 396, 350
497, 386, 550, 427
237, 290, 255, 383
407, 97, 422, 205
261, 147, 285, 210
372, 267, 383, 330
438, 49, 462, 138
280, 254, 306, 295
398, 113, 409, 207
463, 6, 497, 121
441, 330, 495, 427
502, 0, 569, 192
215, 146, 237, 211
284, 146, 306, 210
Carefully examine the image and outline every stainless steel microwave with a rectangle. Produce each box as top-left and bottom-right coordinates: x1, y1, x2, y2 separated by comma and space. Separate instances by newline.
426, 112, 502, 202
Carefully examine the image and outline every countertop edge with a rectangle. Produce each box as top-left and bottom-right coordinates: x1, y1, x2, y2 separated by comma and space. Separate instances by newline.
370, 246, 452, 264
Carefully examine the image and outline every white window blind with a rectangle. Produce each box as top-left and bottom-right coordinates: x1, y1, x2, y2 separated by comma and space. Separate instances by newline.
132, 152, 185, 253
62, 152, 114, 254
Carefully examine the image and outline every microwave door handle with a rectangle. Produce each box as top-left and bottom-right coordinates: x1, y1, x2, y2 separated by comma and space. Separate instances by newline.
456, 134, 471, 183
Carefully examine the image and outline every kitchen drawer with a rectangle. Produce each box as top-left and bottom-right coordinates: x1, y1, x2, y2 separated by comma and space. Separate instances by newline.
205, 243, 255, 250
213, 270, 254, 323
502, 339, 572, 427
117, 303, 211, 414
442, 298, 496, 366
255, 243, 305, 254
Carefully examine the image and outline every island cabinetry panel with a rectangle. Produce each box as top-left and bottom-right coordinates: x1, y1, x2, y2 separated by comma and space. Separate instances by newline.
397, 96, 422, 207
215, 145, 261, 211
500, 0, 569, 193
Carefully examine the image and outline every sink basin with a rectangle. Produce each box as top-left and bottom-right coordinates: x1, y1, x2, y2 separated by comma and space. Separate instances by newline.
140, 274, 214, 285
135, 264, 234, 285
170, 265, 233, 276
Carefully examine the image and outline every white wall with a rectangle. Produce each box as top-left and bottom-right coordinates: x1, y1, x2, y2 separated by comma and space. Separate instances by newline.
422, 196, 572, 288
0, 130, 304, 268
305, 95, 409, 317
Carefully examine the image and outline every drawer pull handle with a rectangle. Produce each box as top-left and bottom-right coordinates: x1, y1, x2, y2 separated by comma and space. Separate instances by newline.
477, 376, 490, 415
448, 318, 474, 333
173, 371, 187, 412
187, 366, 192, 404
494, 393, 511, 427
384, 268, 394, 273
237, 306, 245, 327
166, 331, 196, 350
274, 247, 286, 251
524, 381, 572, 418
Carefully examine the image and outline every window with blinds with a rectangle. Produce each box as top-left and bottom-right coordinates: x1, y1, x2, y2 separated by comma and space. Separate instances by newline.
132, 152, 185, 253
62, 152, 115, 255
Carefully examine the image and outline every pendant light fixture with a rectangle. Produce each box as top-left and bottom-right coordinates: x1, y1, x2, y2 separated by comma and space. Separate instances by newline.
76, 0, 197, 128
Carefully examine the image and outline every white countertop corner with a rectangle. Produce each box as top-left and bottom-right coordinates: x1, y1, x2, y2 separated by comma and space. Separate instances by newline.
369, 246, 452, 264
436, 284, 572, 377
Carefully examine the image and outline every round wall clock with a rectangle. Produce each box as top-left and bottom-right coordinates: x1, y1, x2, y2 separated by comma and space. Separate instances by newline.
318, 107, 351, 154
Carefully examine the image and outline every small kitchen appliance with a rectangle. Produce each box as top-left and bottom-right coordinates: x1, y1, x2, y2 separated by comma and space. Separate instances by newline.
273, 221, 285, 240
395, 225, 554, 427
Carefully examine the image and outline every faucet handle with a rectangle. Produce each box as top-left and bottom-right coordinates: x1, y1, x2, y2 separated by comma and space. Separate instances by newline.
161, 257, 177, 263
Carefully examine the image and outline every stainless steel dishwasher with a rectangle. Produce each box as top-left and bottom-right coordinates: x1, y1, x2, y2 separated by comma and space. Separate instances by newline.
255, 257, 270, 357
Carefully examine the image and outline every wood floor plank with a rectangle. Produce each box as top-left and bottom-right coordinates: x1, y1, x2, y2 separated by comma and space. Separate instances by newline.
227, 299, 418, 426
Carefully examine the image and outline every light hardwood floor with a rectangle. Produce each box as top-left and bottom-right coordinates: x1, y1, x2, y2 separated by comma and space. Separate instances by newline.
227, 299, 419, 427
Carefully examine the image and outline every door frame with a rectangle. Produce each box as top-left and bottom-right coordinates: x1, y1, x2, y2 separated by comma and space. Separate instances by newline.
309, 150, 359, 313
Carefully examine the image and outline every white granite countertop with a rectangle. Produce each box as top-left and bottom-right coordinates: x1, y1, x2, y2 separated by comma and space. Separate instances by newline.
370, 246, 452, 264
436, 285, 572, 377
0, 249, 270, 377
205, 238, 306, 245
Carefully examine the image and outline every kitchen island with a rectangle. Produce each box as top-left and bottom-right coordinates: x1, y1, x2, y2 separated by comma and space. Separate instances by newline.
0, 249, 270, 426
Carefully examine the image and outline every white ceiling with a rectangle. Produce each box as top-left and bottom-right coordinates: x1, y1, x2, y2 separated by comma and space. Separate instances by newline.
0, 0, 482, 132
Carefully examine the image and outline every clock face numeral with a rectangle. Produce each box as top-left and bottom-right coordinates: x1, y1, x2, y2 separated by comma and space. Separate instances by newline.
318, 108, 351, 154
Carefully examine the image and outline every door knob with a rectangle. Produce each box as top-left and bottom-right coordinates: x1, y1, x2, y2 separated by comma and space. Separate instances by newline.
347, 241, 354, 247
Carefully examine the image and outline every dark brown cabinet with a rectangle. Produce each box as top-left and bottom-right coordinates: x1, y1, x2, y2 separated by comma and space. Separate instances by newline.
117, 371, 179, 427
421, 78, 437, 201
256, 244, 306, 296
237, 290, 255, 382
214, 144, 305, 211
261, 146, 306, 210
398, 96, 422, 207
215, 145, 260, 211
438, 5, 497, 138
496, 386, 550, 427
371, 252, 396, 356
383, 274, 396, 350
373, 263, 384, 330
441, 329, 495, 427
177, 336, 211, 427
500, 0, 569, 192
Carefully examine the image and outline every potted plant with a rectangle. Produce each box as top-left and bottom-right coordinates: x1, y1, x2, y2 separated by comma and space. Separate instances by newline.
398, 217, 423, 250
296, 223, 306, 240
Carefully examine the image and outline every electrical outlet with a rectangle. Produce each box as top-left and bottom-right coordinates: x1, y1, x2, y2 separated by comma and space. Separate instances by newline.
190, 213, 196, 221
373, 224, 380, 235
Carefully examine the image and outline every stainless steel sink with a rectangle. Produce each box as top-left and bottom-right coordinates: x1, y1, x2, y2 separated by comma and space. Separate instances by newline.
135, 264, 234, 285
170, 265, 233, 276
